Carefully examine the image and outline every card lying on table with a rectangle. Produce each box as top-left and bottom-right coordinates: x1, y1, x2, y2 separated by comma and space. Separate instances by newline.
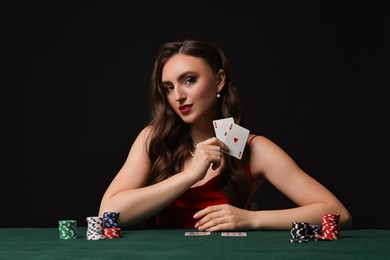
221, 232, 247, 237
213, 117, 250, 159
185, 231, 211, 236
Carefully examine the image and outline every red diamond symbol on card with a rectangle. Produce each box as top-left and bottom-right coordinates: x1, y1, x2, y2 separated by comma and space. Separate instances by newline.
234, 137, 238, 143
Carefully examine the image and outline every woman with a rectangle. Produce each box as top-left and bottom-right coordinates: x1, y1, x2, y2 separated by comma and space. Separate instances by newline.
98, 39, 352, 231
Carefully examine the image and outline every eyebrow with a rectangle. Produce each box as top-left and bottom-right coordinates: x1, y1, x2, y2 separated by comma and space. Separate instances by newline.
162, 71, 195, 86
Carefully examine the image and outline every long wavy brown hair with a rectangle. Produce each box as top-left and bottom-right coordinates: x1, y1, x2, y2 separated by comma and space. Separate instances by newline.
146, 38, 252, 209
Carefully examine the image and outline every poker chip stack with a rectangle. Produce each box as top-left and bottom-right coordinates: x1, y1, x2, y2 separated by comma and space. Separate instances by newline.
86, 216, 106, 240
289, 222, 313, 243
103, 212, 122, 239
316, 213, 341, 240
307, 224, 322, 238
58, 220, 78, 240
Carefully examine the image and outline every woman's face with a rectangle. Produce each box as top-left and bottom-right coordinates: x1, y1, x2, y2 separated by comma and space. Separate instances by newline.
161, 54, 224, 125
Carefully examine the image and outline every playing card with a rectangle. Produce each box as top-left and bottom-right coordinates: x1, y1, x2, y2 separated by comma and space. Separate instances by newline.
213, 117, 234, 141
221, 232, 247, 237
223, 123, 250, 159
184, 231, 211, 236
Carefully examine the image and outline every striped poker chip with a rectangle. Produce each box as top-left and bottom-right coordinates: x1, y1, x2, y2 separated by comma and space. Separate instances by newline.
289, 222, 314, 242
58, 220, 78, 240
104, 227, 122, 239
289, 222, 321, 242
289, 213, 341, 243
102, 212, 122, 239
83, 212, 123, 240
316, 213, 341, 241
86, 232, 105, 240
289, 238, 309, 243
308, 225, 321, 236
103, 212, 120, 228
86, 216, 105, 240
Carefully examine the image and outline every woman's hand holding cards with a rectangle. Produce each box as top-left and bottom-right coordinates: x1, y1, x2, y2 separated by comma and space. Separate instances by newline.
189, 137, 229, 182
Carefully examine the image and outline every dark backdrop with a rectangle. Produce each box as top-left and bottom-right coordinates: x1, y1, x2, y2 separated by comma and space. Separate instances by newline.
4, 1, 389, 229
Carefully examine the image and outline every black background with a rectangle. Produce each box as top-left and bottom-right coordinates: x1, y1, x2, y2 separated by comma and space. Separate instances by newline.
4, 1, 389, 229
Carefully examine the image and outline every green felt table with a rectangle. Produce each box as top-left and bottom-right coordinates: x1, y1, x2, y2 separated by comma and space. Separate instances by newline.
0, 228, 389, 259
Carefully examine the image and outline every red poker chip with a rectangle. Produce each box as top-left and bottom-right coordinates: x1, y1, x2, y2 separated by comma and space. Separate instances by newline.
104, 227, 122, 238
317, 213, 341, 241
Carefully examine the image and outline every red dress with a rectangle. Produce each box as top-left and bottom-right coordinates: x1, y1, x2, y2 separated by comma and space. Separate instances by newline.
150, 135, 257, 228
153, 175, 230, 228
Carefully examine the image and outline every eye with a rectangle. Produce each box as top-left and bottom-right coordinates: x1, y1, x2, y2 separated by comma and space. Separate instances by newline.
163, 85, 174, 93
184, 77, 196, 85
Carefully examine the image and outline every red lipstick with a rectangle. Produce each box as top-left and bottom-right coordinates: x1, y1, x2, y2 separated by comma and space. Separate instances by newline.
179, 104, 192, 114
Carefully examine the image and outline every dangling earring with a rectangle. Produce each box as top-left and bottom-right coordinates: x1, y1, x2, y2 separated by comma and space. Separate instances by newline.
216, 93, 221, 99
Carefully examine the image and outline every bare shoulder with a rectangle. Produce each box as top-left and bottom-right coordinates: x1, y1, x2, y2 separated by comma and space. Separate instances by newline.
247, 134, 292, 179
127, 125, 155, 157
138, 124, 153, 138
248, 134, 293, 160
248, 134, 278, 152
135, 125, 154, 144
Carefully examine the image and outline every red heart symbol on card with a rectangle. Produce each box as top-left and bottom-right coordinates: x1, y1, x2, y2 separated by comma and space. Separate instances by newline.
224, 132, 227, 136
234, 137, 238, 143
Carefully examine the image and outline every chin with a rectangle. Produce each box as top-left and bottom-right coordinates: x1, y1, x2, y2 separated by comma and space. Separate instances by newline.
177, 114, 196, 124
180, 117, 194, 125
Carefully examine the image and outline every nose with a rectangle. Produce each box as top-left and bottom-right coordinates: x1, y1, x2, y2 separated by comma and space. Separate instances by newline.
173, 86, 186, 101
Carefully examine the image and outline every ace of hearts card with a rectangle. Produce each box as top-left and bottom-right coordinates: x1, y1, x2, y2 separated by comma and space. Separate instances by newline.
213, 118, 250, 159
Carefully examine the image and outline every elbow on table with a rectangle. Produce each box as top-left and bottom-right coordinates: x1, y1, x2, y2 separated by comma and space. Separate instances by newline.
340, 208, 352, 229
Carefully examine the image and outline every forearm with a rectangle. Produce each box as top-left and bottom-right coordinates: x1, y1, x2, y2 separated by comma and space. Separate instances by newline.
98, 170, 196, 227
251, 203, 352, 230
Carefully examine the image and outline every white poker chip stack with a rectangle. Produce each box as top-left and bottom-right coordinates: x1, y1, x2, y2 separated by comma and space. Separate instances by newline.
86, 216, 105, 240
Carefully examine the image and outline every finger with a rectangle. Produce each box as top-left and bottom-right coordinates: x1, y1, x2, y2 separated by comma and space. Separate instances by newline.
197, 149, 222, 170
197, 218, 220, 231
210, 137, 229, 152
193, 205, 221, 219
197, 216, 232, 232
211, 155, 223, 170
194, 206, 224, 229
195, 214, 219, 231
206, 223, 233, 232
202, 137, 229, 152
211, 162, 219, 171
216, 138, 229, 152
